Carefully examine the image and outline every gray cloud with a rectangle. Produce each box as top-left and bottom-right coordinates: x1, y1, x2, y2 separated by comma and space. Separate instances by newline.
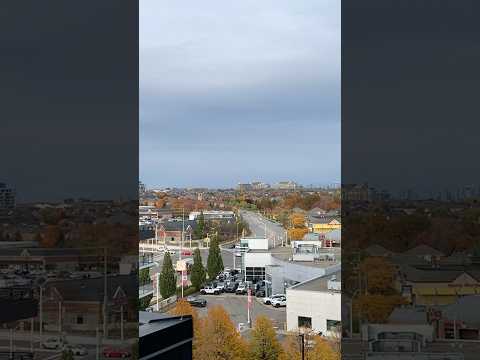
140, 0, 340, 188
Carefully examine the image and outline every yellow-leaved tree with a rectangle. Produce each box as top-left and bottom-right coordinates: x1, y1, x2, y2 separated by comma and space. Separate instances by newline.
288, 213, 309, 240
280, 333, 340, 360
359, 257, 395, 293
354, 294, 407, 323
196, 305, 247, 360
249, 315, 284, 360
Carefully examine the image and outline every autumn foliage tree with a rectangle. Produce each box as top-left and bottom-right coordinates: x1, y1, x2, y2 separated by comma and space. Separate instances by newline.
360, 257, 395, 293
196, 306, 247, 360
279, 333, 340, 360
40, 225, 63, 247
249, 315, 283, 360
288, 213, 308, 240
355, 256, 407, 323
354, 294, 407, 323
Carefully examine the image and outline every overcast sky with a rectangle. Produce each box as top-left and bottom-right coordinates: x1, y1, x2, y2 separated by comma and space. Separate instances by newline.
140, 1, 340, 189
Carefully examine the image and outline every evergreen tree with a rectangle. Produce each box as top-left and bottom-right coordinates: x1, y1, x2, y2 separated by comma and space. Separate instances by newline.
139, 268, 150, 286
194, 212, 205, 239
249, 315, 283, 360
137, 294, 153, 311
207, 235, 224, 280
190, 248, 206, 290
159, 252, 177, 299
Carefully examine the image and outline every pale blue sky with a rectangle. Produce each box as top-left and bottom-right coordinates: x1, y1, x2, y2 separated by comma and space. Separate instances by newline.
140, 0, 340, 188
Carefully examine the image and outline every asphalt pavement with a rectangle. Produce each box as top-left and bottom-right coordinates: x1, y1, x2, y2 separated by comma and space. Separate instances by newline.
195, 292, 286, 332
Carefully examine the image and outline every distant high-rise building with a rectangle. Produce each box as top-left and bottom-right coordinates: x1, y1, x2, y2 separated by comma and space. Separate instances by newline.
0, 183, 15, 214
274, 181, 299, 190
237, 183, 253, 191
139, 181, 146, 195
251, 181, 270, 190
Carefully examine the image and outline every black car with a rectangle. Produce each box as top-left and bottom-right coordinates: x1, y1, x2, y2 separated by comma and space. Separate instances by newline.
255, 287, 266, 297
186, 296, 207, 307
224, 282, 239, 293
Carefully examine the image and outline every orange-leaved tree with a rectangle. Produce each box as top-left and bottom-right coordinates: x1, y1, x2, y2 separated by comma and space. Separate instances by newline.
354, 294, 407, 323
249, 315, 283, 360
359, 257, 395, 294
288, 213, 309, 240
195, 305, 247, 360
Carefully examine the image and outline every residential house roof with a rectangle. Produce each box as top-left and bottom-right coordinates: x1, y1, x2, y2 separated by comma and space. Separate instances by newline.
46, 275, 137, 302
403, 245, 444, 257
159, 220, 197, 232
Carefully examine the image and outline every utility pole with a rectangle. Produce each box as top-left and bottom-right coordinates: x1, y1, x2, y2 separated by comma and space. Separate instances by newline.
120, 304, 124, 342
96, 327, 100, 360
299, 333, 305, 360
39, 286, 43, 345
103, 247, 108, 339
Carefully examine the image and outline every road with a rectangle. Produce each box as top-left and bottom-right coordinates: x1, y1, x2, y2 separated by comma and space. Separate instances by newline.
0, 340, 99, 360
238, 210, 287, 245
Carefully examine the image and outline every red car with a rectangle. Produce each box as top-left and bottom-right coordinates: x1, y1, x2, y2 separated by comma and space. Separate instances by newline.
181, 250, 192, 256
103, 347, 131, 358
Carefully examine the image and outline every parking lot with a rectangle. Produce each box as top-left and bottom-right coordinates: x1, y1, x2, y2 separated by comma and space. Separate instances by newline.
194, 292, 286, 332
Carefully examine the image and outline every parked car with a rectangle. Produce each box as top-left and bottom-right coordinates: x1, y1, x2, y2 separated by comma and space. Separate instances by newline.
230, 269, 240, 276
64, 344, 88, 356
263, 294, 285, 305
186, 296, 207, 307
224, 282, 238, 293
215, 282, 225, 292
235, 282, 247, 295
42, 337, 64, 350
103, 347, 131, 358
181, 250, 192, 256
255, 288, 266, 297
167, 249, 176, 255
270, 296, 287, 308
200, 285, 220, 295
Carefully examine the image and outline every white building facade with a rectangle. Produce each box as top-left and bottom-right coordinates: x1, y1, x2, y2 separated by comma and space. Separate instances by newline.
286, 272, 341, 336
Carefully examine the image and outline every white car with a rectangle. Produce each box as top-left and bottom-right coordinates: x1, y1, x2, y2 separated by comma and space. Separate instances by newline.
215, 282, 225, 292
263, 294, 285, 305
167, 249, 176, 255
235, 282, 247, 295
64, 344, 88, 356
42, 337, 64, 350
200, 285, 220, 295
270, 296, 287, 308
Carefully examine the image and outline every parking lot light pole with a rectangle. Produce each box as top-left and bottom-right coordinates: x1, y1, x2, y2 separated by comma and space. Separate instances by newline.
156, 272, 160, 311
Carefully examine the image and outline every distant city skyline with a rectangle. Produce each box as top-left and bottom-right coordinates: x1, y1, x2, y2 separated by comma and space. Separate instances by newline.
140, 0, 340, 188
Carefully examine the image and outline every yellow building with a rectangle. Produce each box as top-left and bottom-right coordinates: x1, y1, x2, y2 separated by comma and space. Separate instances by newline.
307, 216, 341, 234
396, 265, 480, 306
